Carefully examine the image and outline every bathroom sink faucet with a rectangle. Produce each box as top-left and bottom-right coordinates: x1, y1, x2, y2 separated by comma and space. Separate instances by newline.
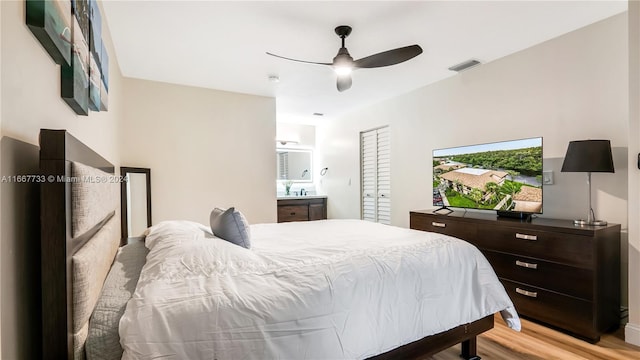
300, 188, 307, 196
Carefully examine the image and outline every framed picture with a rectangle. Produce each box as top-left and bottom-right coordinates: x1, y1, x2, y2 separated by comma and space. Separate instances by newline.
61, 0, 90, 116
88, 0, 102, 111
28, 0, 109, 115
100, 42, 109, 111
26, 0, 72, 65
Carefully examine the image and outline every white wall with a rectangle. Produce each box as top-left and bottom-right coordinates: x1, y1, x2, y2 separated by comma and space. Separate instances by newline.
120, 78, 276, 226
276, 122, 316, 147
317, 12, 630, 312
627, 1, 640, 347
0, 0, 124, 357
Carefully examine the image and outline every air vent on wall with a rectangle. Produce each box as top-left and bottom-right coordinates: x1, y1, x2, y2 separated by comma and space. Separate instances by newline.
448, 59, 481, 72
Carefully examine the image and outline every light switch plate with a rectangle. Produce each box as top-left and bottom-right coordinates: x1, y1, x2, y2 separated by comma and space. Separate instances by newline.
542, 170, 554, 185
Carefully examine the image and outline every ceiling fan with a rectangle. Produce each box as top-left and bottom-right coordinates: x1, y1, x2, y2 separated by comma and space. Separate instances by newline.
266, 25, 423, 92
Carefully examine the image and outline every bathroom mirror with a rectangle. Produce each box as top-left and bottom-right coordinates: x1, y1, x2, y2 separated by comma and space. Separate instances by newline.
276, 148, 312, 182
120, 167, 151, 239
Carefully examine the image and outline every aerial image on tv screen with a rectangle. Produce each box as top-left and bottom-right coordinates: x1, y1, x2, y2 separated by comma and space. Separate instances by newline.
433, 137, 543, 214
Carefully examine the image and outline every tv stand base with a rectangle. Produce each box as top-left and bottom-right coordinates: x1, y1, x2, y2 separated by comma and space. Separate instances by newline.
433, 206, 454, 215
496, 210, 532, 221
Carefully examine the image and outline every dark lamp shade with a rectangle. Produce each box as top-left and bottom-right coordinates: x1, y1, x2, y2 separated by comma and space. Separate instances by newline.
561, 140, 615, 173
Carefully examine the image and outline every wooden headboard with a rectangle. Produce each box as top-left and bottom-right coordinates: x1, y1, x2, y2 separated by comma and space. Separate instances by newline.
40, 129, 117, 360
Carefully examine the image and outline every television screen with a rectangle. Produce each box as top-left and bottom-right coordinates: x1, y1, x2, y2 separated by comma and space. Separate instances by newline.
433, 137, 543, 214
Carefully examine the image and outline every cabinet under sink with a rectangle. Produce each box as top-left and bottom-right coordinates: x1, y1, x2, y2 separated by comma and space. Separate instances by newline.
277, 197, 327, 223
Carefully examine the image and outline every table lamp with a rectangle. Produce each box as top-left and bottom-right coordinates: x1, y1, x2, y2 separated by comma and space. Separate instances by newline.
560, 140, 614, 226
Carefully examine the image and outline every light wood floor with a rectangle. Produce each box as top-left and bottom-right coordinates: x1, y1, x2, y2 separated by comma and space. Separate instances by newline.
430, 315, 640, 360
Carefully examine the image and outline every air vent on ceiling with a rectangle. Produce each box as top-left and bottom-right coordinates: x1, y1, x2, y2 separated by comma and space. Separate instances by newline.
448, 59, 481, 72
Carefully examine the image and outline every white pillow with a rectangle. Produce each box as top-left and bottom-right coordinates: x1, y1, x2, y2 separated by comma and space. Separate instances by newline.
209, 207, 251, 249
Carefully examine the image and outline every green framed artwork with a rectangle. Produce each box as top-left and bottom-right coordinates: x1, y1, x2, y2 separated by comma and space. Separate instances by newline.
26, 0, 72, 65
100, 42, 109, 111
61, 0, 90, 115
88, 0, 102, 111
27, 0, 109, 115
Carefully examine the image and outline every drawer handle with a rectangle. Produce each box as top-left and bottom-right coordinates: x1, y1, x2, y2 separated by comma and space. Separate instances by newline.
432, 222, 446, 228
515, 233, 537, 241
515, 287, 538, 298
290, 212, 296, 215
515, 260, 538, 270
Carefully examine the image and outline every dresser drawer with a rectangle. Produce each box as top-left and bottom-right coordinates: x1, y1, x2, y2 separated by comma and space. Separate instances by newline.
410, 213, 477, 240
277, 205, 308, 222
501, 279, 595, 339
475, 224, 593, 268
483, 250, 593, 300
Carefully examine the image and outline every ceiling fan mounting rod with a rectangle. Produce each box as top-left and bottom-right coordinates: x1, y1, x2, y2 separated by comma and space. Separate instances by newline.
335, 25, 352, 49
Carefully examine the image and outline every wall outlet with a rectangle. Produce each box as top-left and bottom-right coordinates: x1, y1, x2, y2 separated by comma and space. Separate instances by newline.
542, 170, 554, 185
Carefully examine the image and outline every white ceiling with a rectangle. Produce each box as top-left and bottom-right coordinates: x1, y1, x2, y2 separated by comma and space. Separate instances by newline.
102, 1, 627, 124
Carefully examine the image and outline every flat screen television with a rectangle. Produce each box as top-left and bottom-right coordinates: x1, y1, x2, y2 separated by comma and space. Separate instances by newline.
432, 137, 543, 218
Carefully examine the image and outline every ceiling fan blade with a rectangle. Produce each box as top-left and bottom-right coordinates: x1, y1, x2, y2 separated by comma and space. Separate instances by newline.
337, 74, 352, 92
353, 45, 423, 69
266, 52, 332, 66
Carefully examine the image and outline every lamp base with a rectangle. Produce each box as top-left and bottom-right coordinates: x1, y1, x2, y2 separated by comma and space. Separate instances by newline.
573, 219, 608, 226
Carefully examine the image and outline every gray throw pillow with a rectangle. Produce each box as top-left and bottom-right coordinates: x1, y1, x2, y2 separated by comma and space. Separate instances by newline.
210, 207, 251, 249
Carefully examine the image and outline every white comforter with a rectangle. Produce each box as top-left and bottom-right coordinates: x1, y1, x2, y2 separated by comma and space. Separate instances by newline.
120, 219, 520, 360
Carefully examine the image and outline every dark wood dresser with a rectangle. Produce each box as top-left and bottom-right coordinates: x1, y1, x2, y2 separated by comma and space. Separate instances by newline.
277, 197, 327, 223
409, 210, 621, 342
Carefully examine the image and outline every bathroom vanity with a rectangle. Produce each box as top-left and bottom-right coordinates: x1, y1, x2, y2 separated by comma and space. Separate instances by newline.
277, 196, 327, 223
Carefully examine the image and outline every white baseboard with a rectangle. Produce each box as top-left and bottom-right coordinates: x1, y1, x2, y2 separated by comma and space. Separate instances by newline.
626, 322, 640, 346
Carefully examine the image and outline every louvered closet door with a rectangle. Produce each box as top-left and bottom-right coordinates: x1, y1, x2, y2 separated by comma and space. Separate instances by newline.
361, 130, 377, 222
360, 126, 391, 224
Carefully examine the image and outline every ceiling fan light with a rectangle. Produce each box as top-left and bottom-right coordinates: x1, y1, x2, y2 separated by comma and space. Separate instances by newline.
334, 66, 352, 76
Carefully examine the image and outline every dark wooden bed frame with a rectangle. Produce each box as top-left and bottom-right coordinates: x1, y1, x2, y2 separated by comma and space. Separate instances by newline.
39, 129, 493, 360
40, 129, 115, 360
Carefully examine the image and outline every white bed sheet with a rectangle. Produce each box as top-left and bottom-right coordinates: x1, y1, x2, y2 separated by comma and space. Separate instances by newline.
120, 219, 520, 360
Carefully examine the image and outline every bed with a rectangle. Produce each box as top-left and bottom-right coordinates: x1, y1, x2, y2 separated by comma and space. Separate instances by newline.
39, 129, 519, 360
